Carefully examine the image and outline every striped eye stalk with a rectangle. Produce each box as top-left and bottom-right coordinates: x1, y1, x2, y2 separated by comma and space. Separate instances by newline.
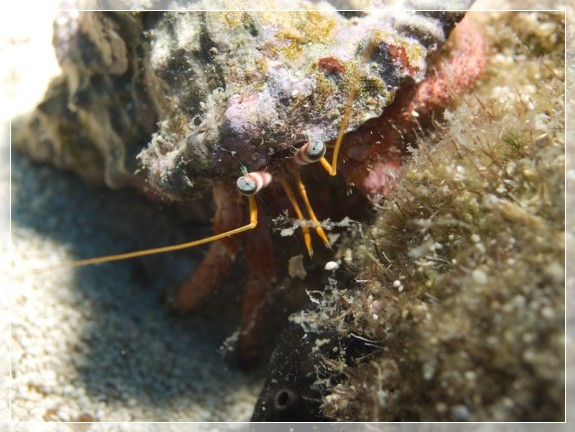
294, 140, 327, 166
236, 171, 273, 196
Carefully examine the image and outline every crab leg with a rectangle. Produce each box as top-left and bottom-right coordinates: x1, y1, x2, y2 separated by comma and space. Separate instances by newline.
238, 208, 277, 367
171, 183, 258, 311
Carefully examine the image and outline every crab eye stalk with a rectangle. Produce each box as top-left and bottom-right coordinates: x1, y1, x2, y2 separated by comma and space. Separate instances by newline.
236, 171, 273, 196
294, 140, 327, 166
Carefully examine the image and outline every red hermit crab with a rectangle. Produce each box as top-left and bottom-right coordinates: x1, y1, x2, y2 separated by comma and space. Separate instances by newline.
15, 6, 487, 365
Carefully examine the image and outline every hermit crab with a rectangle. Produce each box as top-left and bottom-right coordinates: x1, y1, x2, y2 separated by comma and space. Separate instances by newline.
14, 4, 487, 365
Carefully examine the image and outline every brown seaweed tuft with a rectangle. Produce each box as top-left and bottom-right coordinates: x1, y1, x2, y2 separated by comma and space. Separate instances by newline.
293, 11, 565, 422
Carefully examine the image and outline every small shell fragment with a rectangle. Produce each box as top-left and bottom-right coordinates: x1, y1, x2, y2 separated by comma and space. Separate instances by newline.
324, 261, 340, 271
288, 255, 307, 280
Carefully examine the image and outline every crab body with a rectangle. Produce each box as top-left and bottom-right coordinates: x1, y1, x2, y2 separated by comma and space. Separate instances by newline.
14, 4, 486, 365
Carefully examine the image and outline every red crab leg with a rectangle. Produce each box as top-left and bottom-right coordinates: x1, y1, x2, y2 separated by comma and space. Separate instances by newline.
238, 208, 277, 367
339, 15, 488, 200
171, 183, 257, 312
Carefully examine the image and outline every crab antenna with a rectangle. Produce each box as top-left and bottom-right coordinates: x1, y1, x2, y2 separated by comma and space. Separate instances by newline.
293, 139, 327, 166
320, 37, 377, 176
15, 190, 261, 279
319, 89, 356, 176
290, 168, 331, 250
278, 176, 314, 256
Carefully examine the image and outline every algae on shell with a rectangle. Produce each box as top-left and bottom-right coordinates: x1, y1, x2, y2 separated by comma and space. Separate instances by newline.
14, 5, 471, 201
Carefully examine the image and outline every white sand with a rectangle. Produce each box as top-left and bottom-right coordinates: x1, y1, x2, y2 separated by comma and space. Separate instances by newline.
9, 151, 262, 423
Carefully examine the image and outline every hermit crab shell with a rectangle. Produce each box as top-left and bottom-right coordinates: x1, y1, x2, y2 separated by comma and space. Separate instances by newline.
14, 2, 474, 201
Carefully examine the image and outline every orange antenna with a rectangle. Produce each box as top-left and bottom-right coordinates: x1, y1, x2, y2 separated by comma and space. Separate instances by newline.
278, 176, 314, 256
290, 167, 331, 250
319, 36, 377, 176
14, 172, 270, 279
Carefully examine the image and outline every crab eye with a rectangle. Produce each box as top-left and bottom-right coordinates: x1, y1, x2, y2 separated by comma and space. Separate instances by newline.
307, 140, 327, 161
294, 140, 326, 166
237, 176, 258, 196
236, 171, 273, 196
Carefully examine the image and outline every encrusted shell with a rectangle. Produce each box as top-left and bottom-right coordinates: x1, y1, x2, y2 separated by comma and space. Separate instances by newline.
14, 2, 473, 200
